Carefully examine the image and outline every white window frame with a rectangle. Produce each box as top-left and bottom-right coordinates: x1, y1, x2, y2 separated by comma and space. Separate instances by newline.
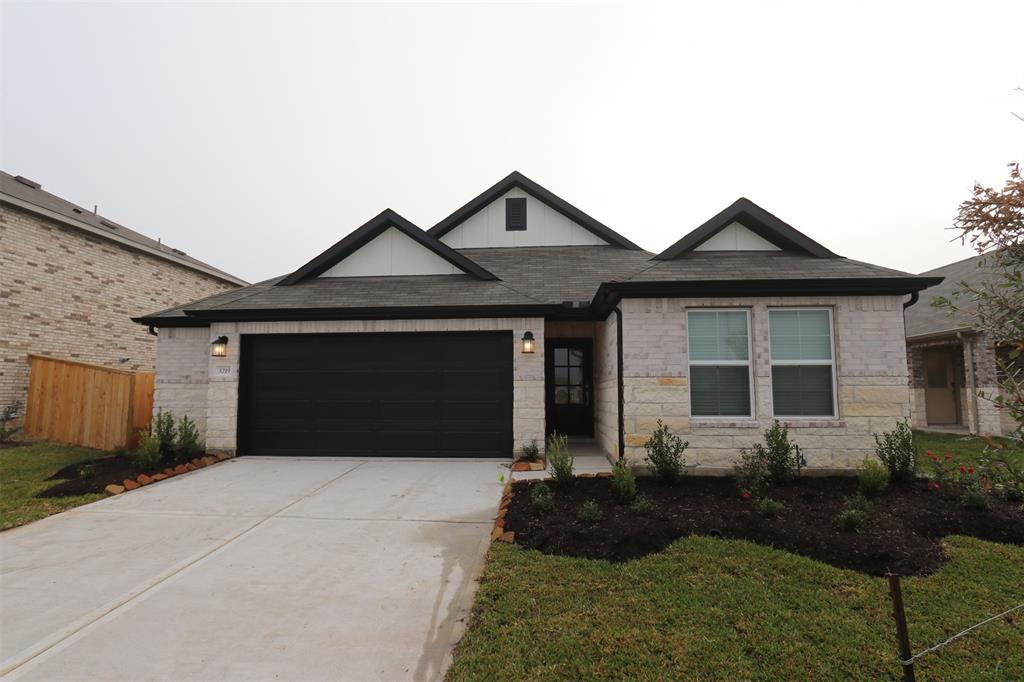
768, 306, 839, 419
686, 308, 755, 420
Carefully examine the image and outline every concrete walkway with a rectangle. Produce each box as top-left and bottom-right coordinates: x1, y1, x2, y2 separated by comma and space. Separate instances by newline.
0, 457, 507, 681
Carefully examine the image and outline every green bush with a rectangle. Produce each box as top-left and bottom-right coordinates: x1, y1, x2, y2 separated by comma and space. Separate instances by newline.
520, 440, 540, 462
961, 486, 991, 511
176, 415, 201, 459
578, 499, 603, 523
873, 419, 917, 483
750, 421, 803, 485
643, 420, 688, 484
857, 458, 890, 497
134, 429, 162, 469
630, 494, 655, 515
1005, 486, 1024, 503
611, 459, 637, 502
836, 508, 869, 532
153, 410, 176, 454
546, 433, 574, 489
733, 450, 770, 497
530, 481, 555, 514
753, 497, 786, 517
0, 399, 23, 443
836, 494, 871, 532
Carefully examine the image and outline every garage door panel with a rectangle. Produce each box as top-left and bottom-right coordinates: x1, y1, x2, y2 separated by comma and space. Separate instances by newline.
239, 332, 512, 457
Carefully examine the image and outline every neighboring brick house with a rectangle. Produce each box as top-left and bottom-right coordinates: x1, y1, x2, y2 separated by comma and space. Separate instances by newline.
136, 171, 939, 470
904, 254, 1016, 436
1, 172, 246, 423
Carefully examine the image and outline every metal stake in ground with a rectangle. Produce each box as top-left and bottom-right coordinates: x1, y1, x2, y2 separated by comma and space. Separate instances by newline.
887, 573, 915, 682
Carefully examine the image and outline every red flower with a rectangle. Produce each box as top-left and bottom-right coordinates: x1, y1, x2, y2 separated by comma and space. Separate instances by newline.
741, 490, 751, 501
935, 483, 941, 490
959, 466, 967, 473
926, 450, 934, 456
968, 467, 975, 475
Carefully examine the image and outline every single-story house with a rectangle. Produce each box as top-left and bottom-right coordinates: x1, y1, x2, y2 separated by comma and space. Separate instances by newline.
1, 171, 245, 420
904, 254, 1017, 436
135, 172, 940, 470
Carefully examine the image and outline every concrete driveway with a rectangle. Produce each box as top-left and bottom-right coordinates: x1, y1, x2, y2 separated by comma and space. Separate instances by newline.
0, 457, 506, 681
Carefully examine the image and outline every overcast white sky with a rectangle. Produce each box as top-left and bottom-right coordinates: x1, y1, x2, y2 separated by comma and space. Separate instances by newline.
3, 1, 1023, 284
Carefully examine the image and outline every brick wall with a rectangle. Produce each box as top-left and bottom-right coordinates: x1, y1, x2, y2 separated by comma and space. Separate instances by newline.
620, 295, 911, 472
0, 204, 238, 421
154, 318, 545, 454
153, 327, 212, 440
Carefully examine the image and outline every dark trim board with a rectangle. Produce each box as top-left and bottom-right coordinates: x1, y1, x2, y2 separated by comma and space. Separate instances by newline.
237, 331, 514, 457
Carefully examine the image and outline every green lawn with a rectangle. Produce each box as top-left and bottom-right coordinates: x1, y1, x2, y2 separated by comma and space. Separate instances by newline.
448, 537, 1024, 681
914, 429, 1023, 469
0, 442, 111, 530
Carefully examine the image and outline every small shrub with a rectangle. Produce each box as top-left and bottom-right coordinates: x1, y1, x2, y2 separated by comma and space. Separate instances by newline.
873, 419, 917, 483
836, 494, 871, 532
961, 486, 991, 511
836, 508, 869, 532
520, 440, 540, 462
134, 429, 162, 469
77, 463, 95, 479
547, 433, 574, 489
1005, 486, 1024, 503
176, 415, 201, 459
153, 410, 177, 454
733, 451, 769, 497
753, 497, 786, 517
644, 420, 688, 484
611, 459, 637, 502
749, 421, 803, 485
530, 481, 555, 514
857, 458, 890, 497
630, 494, 655, 515
0, 399, 23, 442
577, 499, 603, 523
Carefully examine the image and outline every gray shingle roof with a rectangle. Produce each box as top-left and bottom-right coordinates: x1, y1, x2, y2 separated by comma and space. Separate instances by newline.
1, 171, 246, 286
903, 253, 997, 339
627, 251, 916, 282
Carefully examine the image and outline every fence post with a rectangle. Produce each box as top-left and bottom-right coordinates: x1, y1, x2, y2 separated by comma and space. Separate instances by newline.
887, 573, 915, 682
124, 372, 137, 449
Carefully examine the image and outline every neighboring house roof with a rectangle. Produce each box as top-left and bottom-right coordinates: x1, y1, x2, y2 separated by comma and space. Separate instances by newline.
903, 253, 997, 340
135, 174, 941, 326
427, 171, 642, 250
1, 171, 246, 286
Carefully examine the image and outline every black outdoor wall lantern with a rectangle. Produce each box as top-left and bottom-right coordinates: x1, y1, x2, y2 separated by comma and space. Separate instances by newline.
521, 331, 535, 354
211, 336, 229, 357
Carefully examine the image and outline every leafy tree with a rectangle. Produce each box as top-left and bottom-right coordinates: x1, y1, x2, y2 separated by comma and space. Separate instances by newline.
934, 162, 1023, 443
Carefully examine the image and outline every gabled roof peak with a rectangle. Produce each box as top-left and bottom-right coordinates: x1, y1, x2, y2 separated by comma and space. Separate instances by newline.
428, 171, 642, 250
278, 208, 497, 285
654, 197, 838, 260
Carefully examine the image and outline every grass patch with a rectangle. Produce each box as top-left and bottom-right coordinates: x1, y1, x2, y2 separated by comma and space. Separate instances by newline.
0, 442, 112, 530
914, 429, 1022, 470
448, 537, 1024, 681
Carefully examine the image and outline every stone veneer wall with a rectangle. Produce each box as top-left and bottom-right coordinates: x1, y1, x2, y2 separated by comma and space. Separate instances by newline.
619, 295, 912, 471
158, 318, 546, 454
0, 203, 238, 418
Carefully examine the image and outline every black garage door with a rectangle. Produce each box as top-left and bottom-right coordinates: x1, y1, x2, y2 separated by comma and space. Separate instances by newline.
238, 332, 513, 457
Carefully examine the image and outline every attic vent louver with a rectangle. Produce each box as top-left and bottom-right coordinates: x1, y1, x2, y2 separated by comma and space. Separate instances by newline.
13, 176, 41, 190
505, 197, 526, 231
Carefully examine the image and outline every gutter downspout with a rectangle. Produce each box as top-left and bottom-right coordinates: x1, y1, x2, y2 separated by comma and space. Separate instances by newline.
903, 292, 919, 309
615, 306, 625, 461
957, 331, 978, 433
148, 326, 158, 337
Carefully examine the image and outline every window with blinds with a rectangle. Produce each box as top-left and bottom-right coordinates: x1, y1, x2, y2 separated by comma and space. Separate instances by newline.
687, 310, 752, 417
769, 308, 836, 417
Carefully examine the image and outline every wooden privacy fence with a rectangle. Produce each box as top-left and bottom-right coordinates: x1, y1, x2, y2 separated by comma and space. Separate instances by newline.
24, 355, 155, 451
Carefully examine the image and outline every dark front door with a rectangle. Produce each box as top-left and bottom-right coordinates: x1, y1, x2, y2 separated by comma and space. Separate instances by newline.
238, 332, 513, 457
546, 339, 594, 437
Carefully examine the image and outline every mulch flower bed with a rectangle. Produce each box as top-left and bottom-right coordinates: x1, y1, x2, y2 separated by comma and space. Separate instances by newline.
502, 476, 1024, 576
38, 452, 232, 497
